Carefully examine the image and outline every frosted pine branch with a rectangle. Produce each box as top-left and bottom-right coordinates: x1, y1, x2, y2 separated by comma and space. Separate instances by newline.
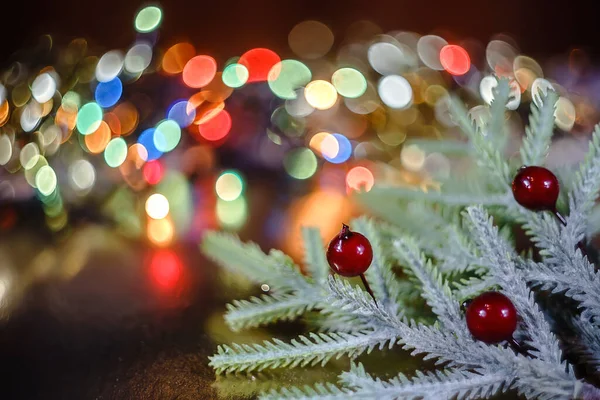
301, 227, 330, 285
225, 293, 321, 332
520, 89, 559, 166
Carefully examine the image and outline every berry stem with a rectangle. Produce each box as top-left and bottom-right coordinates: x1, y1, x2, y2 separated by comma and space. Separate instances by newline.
359, 273, 377, 304
340, 223, 351, 239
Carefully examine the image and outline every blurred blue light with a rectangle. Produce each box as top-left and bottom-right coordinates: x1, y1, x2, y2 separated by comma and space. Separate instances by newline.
138, 128, 163, 161
94, 78, 123, 108
167, 100, 196, 128
324, 133, 352, 164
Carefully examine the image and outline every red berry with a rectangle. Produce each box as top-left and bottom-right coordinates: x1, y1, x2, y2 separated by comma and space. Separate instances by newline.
327, 224, 373, 277
465, 291, 518, 344
512, 166, 560, 211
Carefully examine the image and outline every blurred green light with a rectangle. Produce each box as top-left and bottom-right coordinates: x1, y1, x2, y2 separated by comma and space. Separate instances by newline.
62, 91, 81, 110
283, 148, 317, 180
154, 119, 181, 153
268, 60, 312, 100
104, 138, 127, 168
332, 68, 367, 98
222, 63, 249, 88
35, 165, 57, 196
216, 196, 248, 230
135, 6, 163, 33
76, 102, 103, 135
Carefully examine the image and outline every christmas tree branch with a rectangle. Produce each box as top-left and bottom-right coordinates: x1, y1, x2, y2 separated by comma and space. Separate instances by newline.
301, 227, 330, 285
361, 186, 512, 207
225, 293, 321, 332
202, 232, 313, 293
520, 89, 559, 166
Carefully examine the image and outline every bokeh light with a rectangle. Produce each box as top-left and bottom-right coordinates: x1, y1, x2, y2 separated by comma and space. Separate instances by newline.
143, 160, 164, 185
417, 35, 448, 70
95, 77, 123, 108
183, 55, 217, 88
31, 73, 56, 103
216, 197, 248, 230
346, 166, 374, 192
146, 193, 170, 219
324, 134, 352, 164
309, 132, 339, 159
268, 60, 312, 100
196, 109, 231, 141
76, 102, 103, 135
69, 159, 96, 191
154, 119, 181, 153
401, 144, 426, 171
288, 20, 334, 59
555, 96, 576, 131
304, 80, 337, 110
215, 171, 244, 201
20, 143, 40, 170
147, 217, 174, 246
378, 75, 413, 109
35, 165, 57, 196
149, 250, 181, 290
20, 100, 42, 132
84, 121, 111, 153
167, 100, 196, 128
96, 50, 124, 82
124, 42, 153, 74
138, 128, 164, 161
162, 42, 195, 75
111, 102, 139, 135
104, 137, 128, 167
440, 45, 471, 76
135, 6, 163, 33
222, 63, 249, 88
0, 135, 12, 165
332, 68, 367, 98
239, 48, 281, 83
284, 148, 317, 179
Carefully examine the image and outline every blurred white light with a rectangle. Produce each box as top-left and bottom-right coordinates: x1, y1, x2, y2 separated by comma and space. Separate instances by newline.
31, 73, 56, 103
20, 101, 43, 132
146, 193, 170, 220
378, 75, 413, 109
368, 42, 405, 75
531, 78, 555, 108
124, 43, 153, 74
69, 159, 96, 191
96, 50, 124, 82
417, 35, 448, 70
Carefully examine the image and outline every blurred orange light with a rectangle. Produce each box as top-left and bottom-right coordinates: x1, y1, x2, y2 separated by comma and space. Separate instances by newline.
309, 132, 339, 159
55, 105, 77, 135
346, 166, 375, 193
239, 48, 281, 83
196, 109, 232, 141
103, 112, 121, 135
147, 217, 174, 246
162, 42, 196, 75
439, 45, 471, 76
84, 121, 111, 153
112, 102, 139, 135
182, 55, 217, 88
202, 72, 234, 102
0, 101, 9, 127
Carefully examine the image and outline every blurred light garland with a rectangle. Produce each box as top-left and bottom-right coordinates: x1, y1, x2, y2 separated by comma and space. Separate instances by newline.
0, 4, 595, 244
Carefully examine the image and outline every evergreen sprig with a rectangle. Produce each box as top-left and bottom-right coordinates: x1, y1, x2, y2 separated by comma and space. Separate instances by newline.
202, 76, 600, 399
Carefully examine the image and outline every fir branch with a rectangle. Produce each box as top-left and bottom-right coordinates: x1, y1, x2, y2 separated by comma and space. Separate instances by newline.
448, 90, 511, 188
464, 206, 565, 366
403, 138, 472, 156
392, 236, 465, 335
453, 275, 495, 300
301, 227, 330, 285
262, 363, 510, 400
209, 329, 398, 374
568, 317, 600, 373
261, 383, 352, 400
225, 293, 320, 332
520, 89, 559, 166
352, 217, 403, 314
201, 231, 313, 293
361, 186, 511, 207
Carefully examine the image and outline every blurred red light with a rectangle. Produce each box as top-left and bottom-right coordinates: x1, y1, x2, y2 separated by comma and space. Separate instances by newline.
239, 48, 280, 83
149, 250, 182, 290
440, 45, 471, 76
182, 55, 217, 88
196, 109, 232, 141
143, 160, 164, 185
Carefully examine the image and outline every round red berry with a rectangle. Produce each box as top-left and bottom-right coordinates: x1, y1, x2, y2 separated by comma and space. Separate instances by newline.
327, 224, 373, 277
512, 166, 560, 211
465, 291, 518, 344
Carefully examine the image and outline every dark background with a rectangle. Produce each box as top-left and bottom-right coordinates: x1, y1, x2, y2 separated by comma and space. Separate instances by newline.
1, 0, 599, 65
